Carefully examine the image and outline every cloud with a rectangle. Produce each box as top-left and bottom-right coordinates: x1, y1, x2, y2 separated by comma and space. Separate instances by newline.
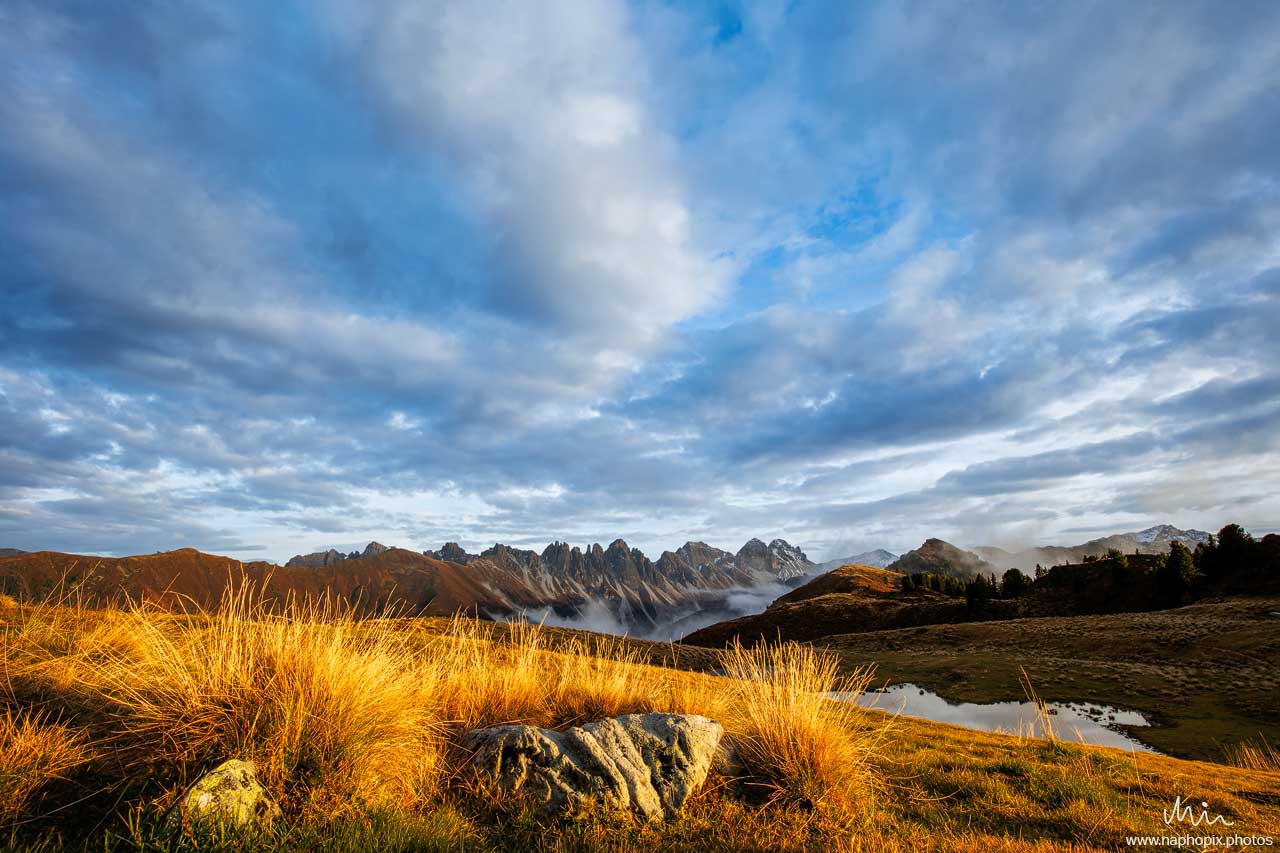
1, 1, 1278, 563
327, 0, 729, 348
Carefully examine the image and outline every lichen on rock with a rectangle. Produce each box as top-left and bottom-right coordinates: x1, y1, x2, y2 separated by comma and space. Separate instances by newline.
465, 713, 723, 821
167, 758, 282, 830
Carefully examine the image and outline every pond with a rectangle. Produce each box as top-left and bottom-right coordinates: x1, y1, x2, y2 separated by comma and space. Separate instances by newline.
838, 683, 1159, 753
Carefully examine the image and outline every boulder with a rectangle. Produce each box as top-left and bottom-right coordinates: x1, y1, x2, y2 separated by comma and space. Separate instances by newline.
168, 759, 281, 830
464, 713, 723, 821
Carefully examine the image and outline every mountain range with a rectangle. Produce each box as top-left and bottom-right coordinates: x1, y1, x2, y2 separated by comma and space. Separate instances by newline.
878, 525, 1214, 580
0, 537, 815, 636
970, 524, 1212, 573
0, 524, 1220, 636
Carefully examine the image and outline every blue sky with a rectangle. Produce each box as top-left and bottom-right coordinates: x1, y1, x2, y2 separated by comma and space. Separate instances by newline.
2, 1, 1279, 562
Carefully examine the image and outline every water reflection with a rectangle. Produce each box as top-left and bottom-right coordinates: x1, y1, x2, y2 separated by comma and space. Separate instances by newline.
838, 683, 1159, 753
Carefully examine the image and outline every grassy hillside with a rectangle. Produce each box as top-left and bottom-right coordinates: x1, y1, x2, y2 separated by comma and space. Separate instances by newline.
818, 596, 1280, 762
1, 593, 1277, 850
0, 547, 543, 617
682, 563, 1016, 646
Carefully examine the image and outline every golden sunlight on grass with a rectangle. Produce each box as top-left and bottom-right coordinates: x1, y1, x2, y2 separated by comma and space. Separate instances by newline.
717, 640, 880, 814
1, 592, 1277, 851
0, 710, 89, 825
1, 589, 888, 831
1226, 737, 1280, 773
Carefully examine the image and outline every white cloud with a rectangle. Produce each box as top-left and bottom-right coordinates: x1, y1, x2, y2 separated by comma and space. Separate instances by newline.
327, 0, 729, 349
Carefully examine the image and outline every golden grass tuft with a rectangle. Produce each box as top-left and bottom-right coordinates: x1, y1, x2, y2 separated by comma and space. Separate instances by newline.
716, 640, 880, 814
64, 588, 442, 815
0, 710, 89, 825
422, 617, 661, 733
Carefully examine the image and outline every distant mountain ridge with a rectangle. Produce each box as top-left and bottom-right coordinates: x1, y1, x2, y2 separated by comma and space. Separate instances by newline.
286, 541, 389, 568
973, 525, 1213, 572
882, 525, 1215, 580
817, 549, 898, 571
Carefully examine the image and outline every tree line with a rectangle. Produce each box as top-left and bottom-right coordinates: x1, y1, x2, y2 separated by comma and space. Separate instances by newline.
898, 523, 1277, 610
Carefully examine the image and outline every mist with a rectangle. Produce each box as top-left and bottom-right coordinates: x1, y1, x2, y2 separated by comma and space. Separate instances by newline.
493, 575, 800, 641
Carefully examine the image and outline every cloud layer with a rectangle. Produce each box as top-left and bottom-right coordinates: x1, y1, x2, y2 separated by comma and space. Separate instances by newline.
2, 1, 1278, 561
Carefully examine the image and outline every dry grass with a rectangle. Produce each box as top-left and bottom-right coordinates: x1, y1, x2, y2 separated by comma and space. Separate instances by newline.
0, 710, 89, 825
6, 595, 1272, 851
1019, 665, 1057, 743
0, 591, 887, 833
716, 640, 880, 814
7, 589, 442, 816
1225, 736, 1280, 772
420, 616, 661, 732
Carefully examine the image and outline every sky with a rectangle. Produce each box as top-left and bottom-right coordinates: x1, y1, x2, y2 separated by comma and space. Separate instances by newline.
2, 1, 1279, 563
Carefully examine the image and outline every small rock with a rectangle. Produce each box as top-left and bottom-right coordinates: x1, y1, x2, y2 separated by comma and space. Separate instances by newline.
167, 759, 281, 830
465, 713, 723, 821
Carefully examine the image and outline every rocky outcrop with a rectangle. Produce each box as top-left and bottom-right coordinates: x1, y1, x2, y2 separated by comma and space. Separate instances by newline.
734, 538, 812, 580
286, 541, 391, 567
167, 759, 281, 829
464, 713, 723, 821
285, 547, 346, 568
435, 542, 470, 563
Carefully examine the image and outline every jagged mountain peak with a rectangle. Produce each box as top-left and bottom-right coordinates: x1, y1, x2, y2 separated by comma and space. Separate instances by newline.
286, 541, 390, 568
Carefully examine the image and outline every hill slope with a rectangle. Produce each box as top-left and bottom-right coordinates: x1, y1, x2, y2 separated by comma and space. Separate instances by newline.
0, 547, 551, 617
886, 538, 995, 579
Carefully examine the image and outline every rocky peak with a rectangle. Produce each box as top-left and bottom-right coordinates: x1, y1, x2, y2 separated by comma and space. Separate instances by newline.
767, 539, 811, 580
437, 542, 470, 564
675, 541, 732, 572
732, 537, 812, 580
480, 543, 541, 572
284, 548, 345, 568
362, 541, 389, 558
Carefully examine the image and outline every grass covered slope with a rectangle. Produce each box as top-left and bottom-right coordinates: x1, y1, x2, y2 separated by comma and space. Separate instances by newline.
0, 593, 1277, 851
819, 596, 1280, 761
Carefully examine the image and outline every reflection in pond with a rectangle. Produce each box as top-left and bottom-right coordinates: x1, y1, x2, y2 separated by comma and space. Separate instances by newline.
838, 683, 1159, 753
